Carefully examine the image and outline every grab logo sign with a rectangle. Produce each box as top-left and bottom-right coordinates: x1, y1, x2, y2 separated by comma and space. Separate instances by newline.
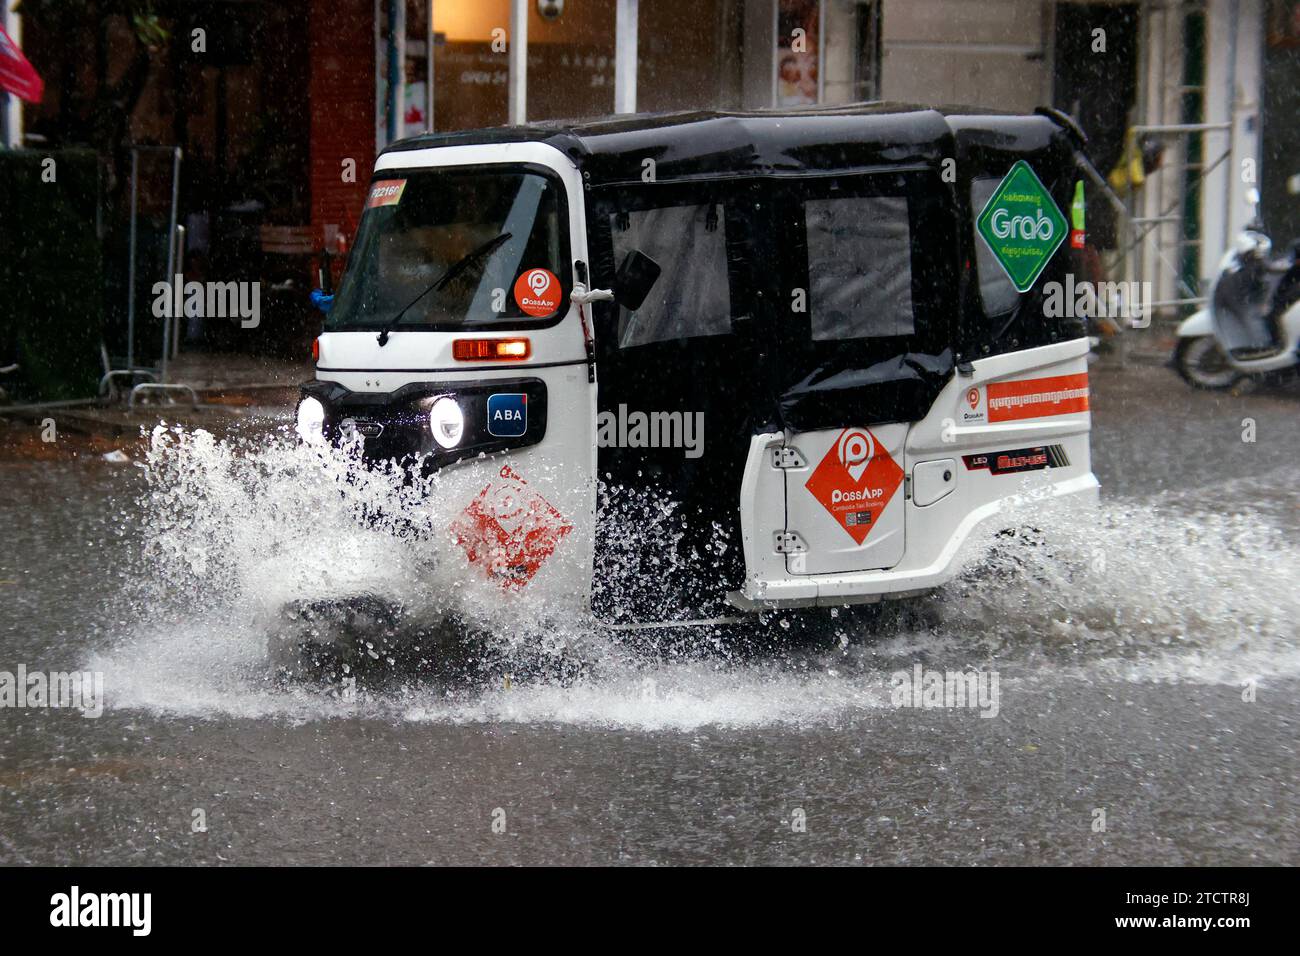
975, 160, 1068, 292
804, 428, 903, 544
513, 268, 561, 317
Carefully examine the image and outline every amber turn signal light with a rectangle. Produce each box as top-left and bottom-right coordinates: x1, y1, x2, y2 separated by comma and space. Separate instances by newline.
452, 337, 531, 361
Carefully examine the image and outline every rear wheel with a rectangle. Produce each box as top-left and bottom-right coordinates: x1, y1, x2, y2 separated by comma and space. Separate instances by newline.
1174, 336, 1242, 390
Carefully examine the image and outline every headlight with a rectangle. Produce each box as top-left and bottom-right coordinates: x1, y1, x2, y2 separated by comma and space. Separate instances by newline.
429, 396, 464, 449
295, 396, 325, 442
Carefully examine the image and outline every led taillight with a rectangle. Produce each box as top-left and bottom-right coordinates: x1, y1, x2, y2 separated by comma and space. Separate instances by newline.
452, 337, 531, 361
311, 337, 320, 362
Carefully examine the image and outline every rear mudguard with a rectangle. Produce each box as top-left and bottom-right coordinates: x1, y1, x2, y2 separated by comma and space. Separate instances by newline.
1176, 309, 1213, 338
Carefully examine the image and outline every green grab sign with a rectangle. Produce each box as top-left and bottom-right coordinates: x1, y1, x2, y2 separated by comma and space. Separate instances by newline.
974, 160, 1069, 293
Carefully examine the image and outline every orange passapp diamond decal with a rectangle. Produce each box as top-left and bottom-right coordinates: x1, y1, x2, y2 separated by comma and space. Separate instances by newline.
451, 464, 572, 590
804, 428, 904, 544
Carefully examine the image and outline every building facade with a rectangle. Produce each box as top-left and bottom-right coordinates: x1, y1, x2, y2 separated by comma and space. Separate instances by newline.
6, 0, 1297, 319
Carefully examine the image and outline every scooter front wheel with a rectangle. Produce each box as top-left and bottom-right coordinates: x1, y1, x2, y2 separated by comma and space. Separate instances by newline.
1174, 336, 1243, 391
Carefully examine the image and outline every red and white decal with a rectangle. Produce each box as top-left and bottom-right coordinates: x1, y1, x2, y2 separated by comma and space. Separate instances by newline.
366, 179, 407, 208
513, 268, 561, 317
961, 385, 987, 424
986, 372, 1089, 422
803, 428, 904, 544
451, 464, 572, 590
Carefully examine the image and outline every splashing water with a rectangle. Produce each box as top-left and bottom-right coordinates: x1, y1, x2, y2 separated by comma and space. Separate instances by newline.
88, 425, 1300, 729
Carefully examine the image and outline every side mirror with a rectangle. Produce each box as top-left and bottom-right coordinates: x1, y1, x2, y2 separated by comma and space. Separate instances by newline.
1244, 188, 1265, 235
317, 250, 335, 295
313, 249, 336, 314
614, 249, 661, 311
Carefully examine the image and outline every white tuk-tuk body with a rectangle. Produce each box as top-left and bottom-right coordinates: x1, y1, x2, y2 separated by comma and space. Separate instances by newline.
300, 106, 1098, 622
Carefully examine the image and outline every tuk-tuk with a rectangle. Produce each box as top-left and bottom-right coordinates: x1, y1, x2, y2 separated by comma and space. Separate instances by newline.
297, 104, 1098, 626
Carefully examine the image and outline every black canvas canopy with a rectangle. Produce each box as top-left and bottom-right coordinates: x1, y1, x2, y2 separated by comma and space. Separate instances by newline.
383, 103, 1081, 190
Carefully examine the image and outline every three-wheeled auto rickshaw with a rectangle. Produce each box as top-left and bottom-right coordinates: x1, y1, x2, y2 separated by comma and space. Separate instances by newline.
297, 104, 1098, 625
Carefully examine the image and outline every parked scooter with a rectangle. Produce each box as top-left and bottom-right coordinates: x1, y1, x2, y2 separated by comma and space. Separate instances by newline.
1174, 190, 1300, 390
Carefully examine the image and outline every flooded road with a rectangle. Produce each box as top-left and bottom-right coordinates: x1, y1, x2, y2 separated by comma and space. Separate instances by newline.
1, 361, 1297, 865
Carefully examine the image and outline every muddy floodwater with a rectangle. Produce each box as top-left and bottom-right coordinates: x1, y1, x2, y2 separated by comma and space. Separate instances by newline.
1, 362, 1297, 865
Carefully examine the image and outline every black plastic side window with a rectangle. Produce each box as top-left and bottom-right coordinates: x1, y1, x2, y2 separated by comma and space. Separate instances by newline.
970, 176, 1021, 318
609, 202, 732, 348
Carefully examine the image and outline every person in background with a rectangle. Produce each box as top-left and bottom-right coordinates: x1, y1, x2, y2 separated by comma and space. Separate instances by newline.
1109, 130, 1169, 196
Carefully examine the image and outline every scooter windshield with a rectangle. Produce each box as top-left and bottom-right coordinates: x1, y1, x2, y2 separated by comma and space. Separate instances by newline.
327, 166, 570, 332
1212, 263, 1282, 353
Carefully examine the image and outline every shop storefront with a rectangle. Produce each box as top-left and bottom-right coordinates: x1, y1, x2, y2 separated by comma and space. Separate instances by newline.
6, 0, 1293, 357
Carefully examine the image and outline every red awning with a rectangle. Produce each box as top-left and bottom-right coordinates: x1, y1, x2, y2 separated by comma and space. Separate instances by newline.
0, 24, 42, 103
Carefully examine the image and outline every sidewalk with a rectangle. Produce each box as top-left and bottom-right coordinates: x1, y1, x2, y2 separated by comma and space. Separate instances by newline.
165, 352, 313, 392
1119, 320, 1178, 368
0, 351, 311, 457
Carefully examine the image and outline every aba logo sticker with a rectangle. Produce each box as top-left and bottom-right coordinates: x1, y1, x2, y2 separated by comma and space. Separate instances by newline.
513, 268, 560, 317
487, 393, 527, 437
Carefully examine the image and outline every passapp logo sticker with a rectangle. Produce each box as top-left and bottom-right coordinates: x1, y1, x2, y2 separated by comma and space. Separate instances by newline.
514, 267, 560, 317
838, 428, 873, 482
366, 179, 407, 208
487, 393, 527, 437
451, 464, 572, 590
804, 428, 903, 544
962, 385, 987, 423
987, 372, 1089, 422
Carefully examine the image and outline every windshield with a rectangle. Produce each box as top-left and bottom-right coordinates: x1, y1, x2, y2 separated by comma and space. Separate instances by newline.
327, 166, 570, 332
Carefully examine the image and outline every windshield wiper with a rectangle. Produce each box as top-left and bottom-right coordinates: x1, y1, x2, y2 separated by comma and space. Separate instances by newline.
375, 231, 512, 346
